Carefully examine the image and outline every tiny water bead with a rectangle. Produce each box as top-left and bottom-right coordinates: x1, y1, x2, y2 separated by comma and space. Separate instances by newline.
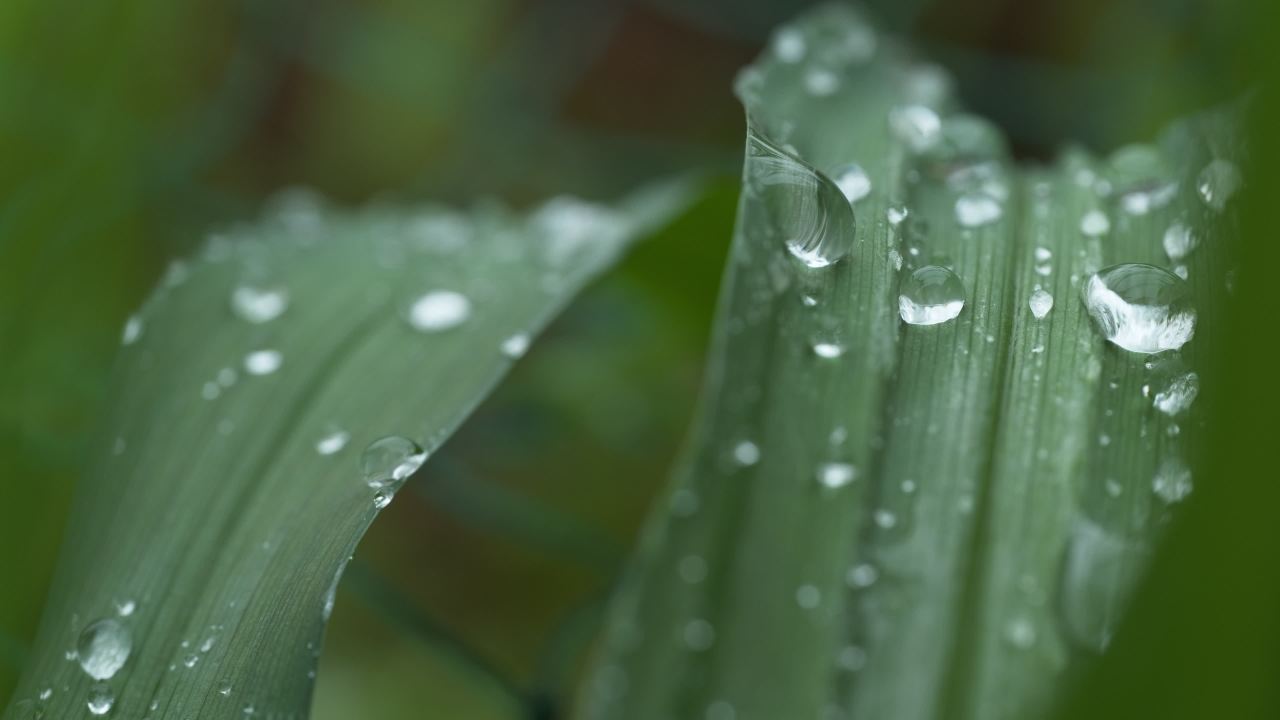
832, 163, 872, 204
1153, 457, 1193, 503
230, 285, 289, 324
1028, 289, 1054, 320
87, 684, 114, 716
804, 68, 840, 96
899, 265, 965, 326
1197, 158, 1242, 212
1082, 264, 1196, 354
773, 27, 806, 63
408, 290, 471, 332
846, 563, 878, 588
816, 462, 857, 489
77, 618, 132, 681
954, 193, 1002, 227
812, 342, 845, 359
795, 584, 822, 609
315, 429, 351, 456
889, 105, 942, 153
243, 350, 283, 376
500, 333, 530, 359
1079, 209, 1110, 237
683, 619, 715, 651
360, 436, 427, 490
732, 440, 761, 467
886, 205, 909, 225
1162, 222, 1198, 261
372, 491, 394, 510
1154, 372, 1200, 416
121, 315, 143, 346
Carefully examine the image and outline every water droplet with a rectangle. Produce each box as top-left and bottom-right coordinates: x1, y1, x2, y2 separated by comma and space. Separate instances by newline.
199, 635, 216, 653
846, 563, 878, 588
1004, 616, 1037, 649
1197, 159, 1242, 211
732, 440, 761, 467
706, 700, 737, 720
1154, 372, 1199, 416
683, 619, 715, 651
899, 265, 965, 325
1059, 518, 1144, 652
230, 286, 289, 324
889, 105, 942, 153
372, 491, 394, 510
243, 350, 283, 376
315, 429, 351, 456
886, 205, 909, 225
114, 600, 135, 618
773, 27, 806, 63
1028, 289, 1054, 320
795, 584, 822, 609
751, 135, 853, 270
1082, 264, 1196, 353
838, 645, 867, 672
816, 462, 857, 489
183, 653, 199, 668
121, 316, 143, 346
812, 342, 845, 359
832, 163, 871, 204
501, 333, 530, 358
1079, 209, 1110, 237
77, 618, 132, 681
1162, 222, 1198, 261
218, 682, 233, 697
87, 684, 114, 716
408, 290, 471, 332
873, 509, 897, 529
678, 555, 707, 584
360, 436, 427, 490
1153, 457, 1193, 503
39, 687, 52, 701
804, 68, 840, 96
954, 193, 1002, 227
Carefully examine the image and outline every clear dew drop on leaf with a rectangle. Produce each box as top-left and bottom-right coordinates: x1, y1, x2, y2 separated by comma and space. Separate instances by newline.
360, 436, 427, 490
899, 265, 966, 325
407, 290, 472, 332
1082, 263, 1196, 353
76, 618, 132, 681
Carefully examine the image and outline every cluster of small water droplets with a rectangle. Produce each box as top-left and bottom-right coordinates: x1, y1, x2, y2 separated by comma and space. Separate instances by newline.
899, 265, 965, 325
1082, 264, 1195, 353
360, 436, 427, 490
407, 290, 471, 332
230, 285, 289, 324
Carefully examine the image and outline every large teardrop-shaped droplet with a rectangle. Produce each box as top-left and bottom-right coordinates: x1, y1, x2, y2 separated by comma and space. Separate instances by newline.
1082, 264, 1195, 353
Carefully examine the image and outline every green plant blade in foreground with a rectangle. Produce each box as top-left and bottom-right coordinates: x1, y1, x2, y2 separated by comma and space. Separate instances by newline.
1, 182, 692, 720
582, 4, 1238, 720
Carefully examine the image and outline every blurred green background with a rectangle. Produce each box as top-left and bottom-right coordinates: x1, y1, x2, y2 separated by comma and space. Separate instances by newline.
0, 0, 1263, 717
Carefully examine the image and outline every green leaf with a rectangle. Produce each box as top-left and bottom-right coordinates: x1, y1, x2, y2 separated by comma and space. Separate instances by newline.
1, 181, 693, 720
582, 5, 1236, 720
